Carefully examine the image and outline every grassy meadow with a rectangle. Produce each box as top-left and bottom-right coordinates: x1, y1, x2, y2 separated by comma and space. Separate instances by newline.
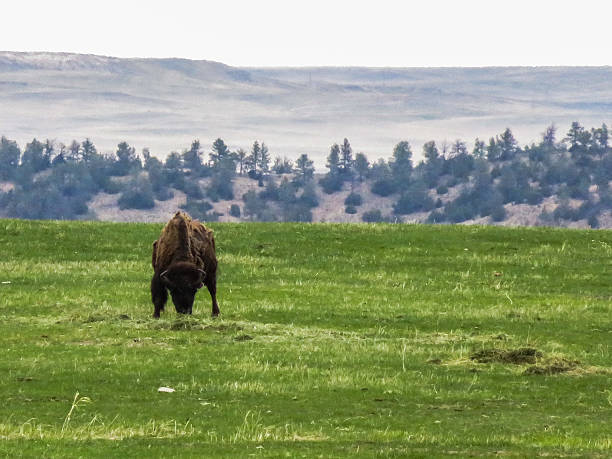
0, 219, 611, 457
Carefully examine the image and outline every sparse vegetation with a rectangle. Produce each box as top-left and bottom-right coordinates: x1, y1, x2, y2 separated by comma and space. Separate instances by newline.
1, 122, 612, 226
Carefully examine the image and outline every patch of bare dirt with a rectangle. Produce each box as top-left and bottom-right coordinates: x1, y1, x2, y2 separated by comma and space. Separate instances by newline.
89, 190, 188, 223
0, 181, 14, 193
312, 177, 396, 223
207, 175, 269, 222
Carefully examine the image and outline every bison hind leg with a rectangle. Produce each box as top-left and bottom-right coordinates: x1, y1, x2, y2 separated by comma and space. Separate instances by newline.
151, 273, 168, 318
206, 270, 220, 317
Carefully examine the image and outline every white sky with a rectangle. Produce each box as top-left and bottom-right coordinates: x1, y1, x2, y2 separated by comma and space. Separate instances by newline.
2, 0, 612, 67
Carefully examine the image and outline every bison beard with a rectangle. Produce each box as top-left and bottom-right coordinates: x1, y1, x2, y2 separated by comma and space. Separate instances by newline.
151, 211, 220, 318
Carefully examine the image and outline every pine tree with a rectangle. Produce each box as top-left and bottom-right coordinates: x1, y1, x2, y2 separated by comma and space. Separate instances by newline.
235, 148, 247, 175
115, 141, 139, 175
592, 123, 609, 158
542, 124, 557, 150
182, 140, 203, 173
295, 154, 314, 184
0, 136, 21, 179
21, 138, 50, 173
565, 122, 593, 166
498, 128, 519, 161
340, 138, 353, 173
354, 152, 369, 182
272, 156, 294, 174
320, 144, 343, 193
81, 138, 97, 162
210, 138, 230, 165
246, 141, 261, 175
422, 141, 443, 188
472, 138, 486, 158
326, 143, 340, 173
43, 139, 55, 165
486, 137, 500, 161
52, 143, 68, 166
259, 142, 270, 174
423, 141, 440, 162
68, 140, 81, 162
390, 141, 413, 191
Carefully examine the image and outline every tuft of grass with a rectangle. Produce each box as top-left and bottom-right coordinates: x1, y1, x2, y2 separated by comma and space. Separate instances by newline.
61, 392, 92, 435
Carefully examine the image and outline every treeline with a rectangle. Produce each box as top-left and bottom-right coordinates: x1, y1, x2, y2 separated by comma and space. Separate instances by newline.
0, 121, 611, 226
315, 122, 612, 227
0, 136, 315, 221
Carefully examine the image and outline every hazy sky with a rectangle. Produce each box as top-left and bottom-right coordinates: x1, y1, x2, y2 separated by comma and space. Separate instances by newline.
3, 0, 611, 67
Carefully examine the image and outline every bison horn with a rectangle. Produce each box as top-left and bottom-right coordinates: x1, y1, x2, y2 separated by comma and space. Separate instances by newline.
198, 269, 206, 278
160, 270, 169, 279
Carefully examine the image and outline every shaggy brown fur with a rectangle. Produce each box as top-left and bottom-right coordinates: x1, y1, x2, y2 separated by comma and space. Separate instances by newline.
151, 211, 219, 317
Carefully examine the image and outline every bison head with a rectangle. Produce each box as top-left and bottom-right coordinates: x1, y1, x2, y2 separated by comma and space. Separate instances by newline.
160, 262, 206, 314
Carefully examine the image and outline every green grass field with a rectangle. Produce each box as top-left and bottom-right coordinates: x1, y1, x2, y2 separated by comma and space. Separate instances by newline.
0, 219, 611, 457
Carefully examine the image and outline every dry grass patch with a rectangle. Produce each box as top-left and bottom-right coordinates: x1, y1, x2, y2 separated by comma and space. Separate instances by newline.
470, 347, 542, 364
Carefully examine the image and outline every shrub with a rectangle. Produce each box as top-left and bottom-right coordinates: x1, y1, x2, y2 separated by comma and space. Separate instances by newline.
362, 209, 384, 222
446, 176, 460, 188
393, 188, 435, 215
102, 179, 122, 194
490, 204, 507, 222
553, 202, 577, 221
118, 188, 155, 210
247, 169, 262, 180
426, 210, 445, 223
568, 181, 590, 200
181, 198, 219, 221
436, 184, 448, 195
117, 174, 156, 210
282, 203, 313, 222
588, 214, 599, 228
345, 205, 357, 214
371, 179, 396, 197
442, 191, 478, 223
298, 183, 319, 208
183, 180, 204, 199
526, 187, 544, 205
154, 187, 174, 201
259, 179, 280, 201
242, 189, 269, 220
319, 173, 343, 194
230, 204, 241, 218
207, 174, 234, 201
344, 192, 363, 206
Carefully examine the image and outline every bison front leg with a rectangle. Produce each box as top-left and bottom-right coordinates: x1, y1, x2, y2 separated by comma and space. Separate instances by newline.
206, 271, 220, 317
151, 273, 168, 318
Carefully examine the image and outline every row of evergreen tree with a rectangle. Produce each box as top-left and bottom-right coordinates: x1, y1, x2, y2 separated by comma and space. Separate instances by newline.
314, 122, 611, 227
0, 121, 610, 226
0, 136, 315, 221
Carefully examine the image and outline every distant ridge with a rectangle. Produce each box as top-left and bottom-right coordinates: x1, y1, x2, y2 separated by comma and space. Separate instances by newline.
1, 51, 611, 164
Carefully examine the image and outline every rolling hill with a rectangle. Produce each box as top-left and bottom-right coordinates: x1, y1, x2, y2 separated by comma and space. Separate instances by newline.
1, 51, 611, 165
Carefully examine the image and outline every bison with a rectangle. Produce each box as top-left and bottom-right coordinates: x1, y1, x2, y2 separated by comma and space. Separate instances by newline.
151, 211, 219, 318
